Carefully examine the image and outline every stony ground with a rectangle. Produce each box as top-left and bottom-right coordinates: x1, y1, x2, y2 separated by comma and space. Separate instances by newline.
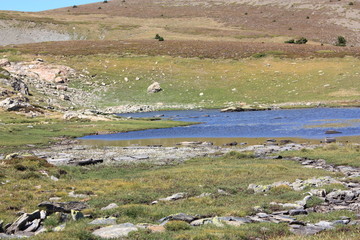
2, 142, 360, 239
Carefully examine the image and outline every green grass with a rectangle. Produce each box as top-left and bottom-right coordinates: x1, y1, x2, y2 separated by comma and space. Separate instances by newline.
0, 151, 341, 239
281, 144, 360, 167
0, 110, 190, 153
296, 210, 356, 223
31, 54, 360, 109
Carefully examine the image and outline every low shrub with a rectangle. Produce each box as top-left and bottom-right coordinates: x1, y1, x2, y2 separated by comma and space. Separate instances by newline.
306, 196, 324, 208
285, 37, 308, 44
165, 221, 191, 231
336, 36, 347, 46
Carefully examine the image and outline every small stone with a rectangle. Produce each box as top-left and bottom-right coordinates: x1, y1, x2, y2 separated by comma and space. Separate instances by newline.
159, 193, 186, 201
289, 209, 308, 216
50, 176, 59, 181
190, 218, 213, 226
53, 224, 66, 232
92, 223, 138, 239
49, 197, 62, 201
256, 213, 269, 218
101, 203, 119, 211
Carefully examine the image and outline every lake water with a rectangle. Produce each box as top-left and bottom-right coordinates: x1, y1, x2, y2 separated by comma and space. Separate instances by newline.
80, 108, 360, 145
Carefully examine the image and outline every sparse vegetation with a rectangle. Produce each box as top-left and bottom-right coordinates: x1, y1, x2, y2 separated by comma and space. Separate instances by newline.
0, 150, 340, 238
281, 144, 360, 167
0, 110, 189, 150
155, 34, 164, 41
285, 37, 308, 44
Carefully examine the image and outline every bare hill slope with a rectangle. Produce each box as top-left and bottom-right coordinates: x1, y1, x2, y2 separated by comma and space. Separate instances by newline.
42, 0, 360, 46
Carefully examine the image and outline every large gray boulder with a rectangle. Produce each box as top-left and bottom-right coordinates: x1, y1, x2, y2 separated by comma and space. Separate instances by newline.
147, 82, 162, 93
92, 223, 138, 239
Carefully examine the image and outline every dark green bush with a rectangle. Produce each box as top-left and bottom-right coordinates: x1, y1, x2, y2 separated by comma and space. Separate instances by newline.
285, 37, 307, 44
336, 36, 347, 46
295, 37, 308, 44
284, 39, 295, 44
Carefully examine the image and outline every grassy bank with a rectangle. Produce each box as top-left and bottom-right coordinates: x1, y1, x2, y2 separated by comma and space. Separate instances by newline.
0, 110, 189, 154
281, 144, 360, 167
22, 53, 360, 109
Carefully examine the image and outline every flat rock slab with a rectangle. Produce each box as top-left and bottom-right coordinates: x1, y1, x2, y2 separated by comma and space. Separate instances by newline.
38, 201, 88, 213
92, 223, 138, 239
89, 217, 117, 225
290, 225, 325, 235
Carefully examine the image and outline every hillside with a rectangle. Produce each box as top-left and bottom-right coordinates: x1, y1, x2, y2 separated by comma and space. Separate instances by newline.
42, 0, 360, 46
0, 0, 359, 111
1, 0, 360, 46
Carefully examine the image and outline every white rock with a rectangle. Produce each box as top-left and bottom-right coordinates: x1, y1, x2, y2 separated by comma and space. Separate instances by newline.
101, 203, 119, 211
92, 223, 138, 239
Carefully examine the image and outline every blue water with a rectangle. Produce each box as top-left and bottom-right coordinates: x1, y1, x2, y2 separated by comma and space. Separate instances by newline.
80, 108, 360, 141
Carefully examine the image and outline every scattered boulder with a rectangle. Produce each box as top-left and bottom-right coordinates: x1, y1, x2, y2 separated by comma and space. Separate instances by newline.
290, 224, 325, 235
38, 201, 88, 213
326, 190, 359, 204
223, 141, 238, 146
177, 141, 203, 146
220, 106, 270, 112
89, 217, 117, 225
92, 223, 138, 239
289, 209, 308, 216
159, 213, 196, 223
325, 130, 342, 134
159, 193, 186, 201
324, 137, 336, 143
147, 82, 162, 93
5, 210, 46, 235
101, 203, 119, 211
